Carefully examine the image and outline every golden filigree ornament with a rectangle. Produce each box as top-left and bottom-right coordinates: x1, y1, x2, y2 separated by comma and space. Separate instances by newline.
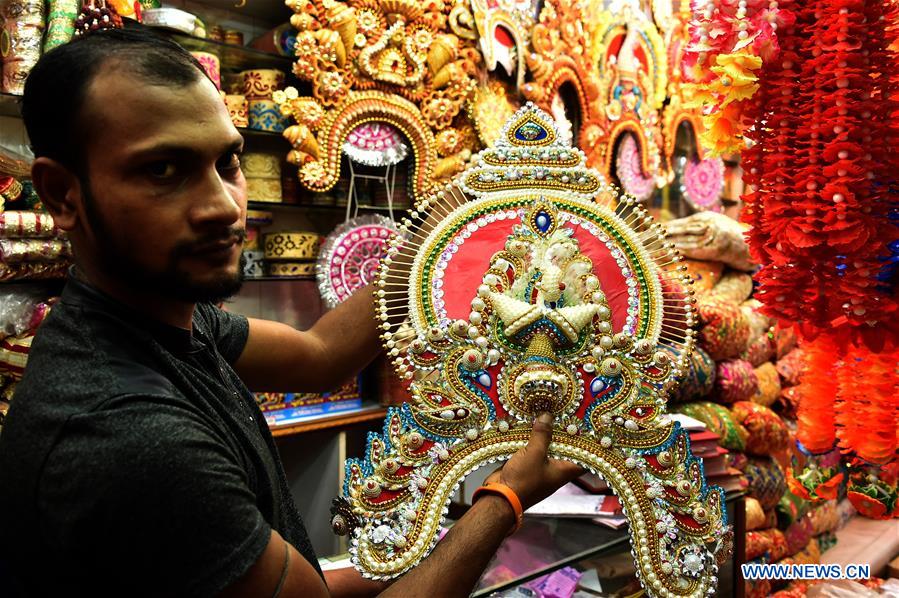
469, 80, 519, 147
590, 4, 668, 193
279, 0, 484, 197
470, 0, 534, 90
522, 0, 602, 151
334, 105, 730, 597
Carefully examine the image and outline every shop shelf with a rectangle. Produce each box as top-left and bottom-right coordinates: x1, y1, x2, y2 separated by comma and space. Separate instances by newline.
247, 200, 406, 213
189, 0, 293, 24
470, 491, 745, 597
238, 127, 287, 140
160, 29, 293, 71
268, 402, 388, 437
0, 92, 22, 118
242, 275, 314, 282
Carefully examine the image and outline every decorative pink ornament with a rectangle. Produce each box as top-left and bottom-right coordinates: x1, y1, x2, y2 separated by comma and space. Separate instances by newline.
317, 215, 399, 308
615, 134, 655, 201
682, 156, 725, 212
343, 123, 410, 167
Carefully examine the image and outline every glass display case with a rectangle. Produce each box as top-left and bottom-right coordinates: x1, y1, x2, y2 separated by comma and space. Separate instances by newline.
318, 492, 745, 597
471, 491, 745, 597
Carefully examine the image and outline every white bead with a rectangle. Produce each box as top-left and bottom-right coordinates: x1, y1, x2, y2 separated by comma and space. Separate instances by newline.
600, 336, 614, 349
469, 312, 483, 326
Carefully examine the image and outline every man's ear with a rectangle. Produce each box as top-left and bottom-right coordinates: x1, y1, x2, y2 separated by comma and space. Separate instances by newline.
30, 157, 83, 231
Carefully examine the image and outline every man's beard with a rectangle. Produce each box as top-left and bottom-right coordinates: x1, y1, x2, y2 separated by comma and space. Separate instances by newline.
81, 181, 246, 304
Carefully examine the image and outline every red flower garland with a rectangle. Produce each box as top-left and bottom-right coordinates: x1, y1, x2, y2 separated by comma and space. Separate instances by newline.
744, 0, 899, 343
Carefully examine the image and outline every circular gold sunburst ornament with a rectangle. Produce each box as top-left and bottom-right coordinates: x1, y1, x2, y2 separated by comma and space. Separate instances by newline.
334, 104, 730, 598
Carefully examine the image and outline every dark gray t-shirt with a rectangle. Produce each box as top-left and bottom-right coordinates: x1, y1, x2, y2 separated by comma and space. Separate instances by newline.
0, 276, 321, 597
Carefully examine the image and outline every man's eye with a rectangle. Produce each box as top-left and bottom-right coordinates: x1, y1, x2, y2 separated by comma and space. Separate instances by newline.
218, 152, 242, 171
147, 162, 178, 179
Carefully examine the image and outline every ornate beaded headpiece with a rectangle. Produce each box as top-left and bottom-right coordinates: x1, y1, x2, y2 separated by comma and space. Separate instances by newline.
333, 105, 730, 598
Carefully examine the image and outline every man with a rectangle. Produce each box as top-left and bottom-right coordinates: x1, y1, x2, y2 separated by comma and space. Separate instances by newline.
0, 27, 581, 597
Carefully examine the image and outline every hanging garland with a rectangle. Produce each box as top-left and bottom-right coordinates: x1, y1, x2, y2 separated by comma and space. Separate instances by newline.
690, 0, 899, 517
741, 0, 899, 339
683, 0, 792, 155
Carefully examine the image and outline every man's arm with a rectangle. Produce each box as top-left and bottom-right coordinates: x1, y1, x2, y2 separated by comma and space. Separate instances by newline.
219, 414, 583, 598
233, 284, 382, 393
233, 206, 429, 394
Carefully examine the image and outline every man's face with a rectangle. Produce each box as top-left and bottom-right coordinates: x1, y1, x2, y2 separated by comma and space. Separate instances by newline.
77, 66, 247, 304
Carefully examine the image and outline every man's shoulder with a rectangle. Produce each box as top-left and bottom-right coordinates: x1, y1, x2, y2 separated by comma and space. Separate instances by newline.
20, 298, 177, 400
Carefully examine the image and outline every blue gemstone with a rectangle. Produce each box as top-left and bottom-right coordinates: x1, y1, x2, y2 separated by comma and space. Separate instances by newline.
477, 373, 492, 388
889, 240, 899, 253
515, 121, 547, 141
535, 212, 551, 232
590, 378, 606, 396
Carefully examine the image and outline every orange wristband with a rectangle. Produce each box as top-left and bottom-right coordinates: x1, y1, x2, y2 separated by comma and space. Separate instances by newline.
472, 482, 523, 535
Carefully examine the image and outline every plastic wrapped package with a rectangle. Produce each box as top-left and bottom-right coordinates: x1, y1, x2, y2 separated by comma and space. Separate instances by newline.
731, 401, 790, 455
714, 359, 759, 404
775, 323, 798, 359
0, 261, 68, 282
777, 536, 820, 566
776, 348, 805, 387
0, 211, 63, 238
746, 528, 789, 561
710, 270, 754, 303
696, 296, 751, 360
0, 239, 71, 263
673, 401, 748, 451
664, 345, 716, 403
752, 362, 782, 406
0, 332, 33, 379
742, 330, 776, 366
777, 490, 811, 528
44, 0, 80, 51
745, 497, 767, 531
808, 501, 840, 536
744, 457, 788, 510
741, 299, 772, 337
0, 286, 48, 338
682, 259, 724, 293
745, 578, 772, 598
783, 517, 814, 557
1, 0, 45, 94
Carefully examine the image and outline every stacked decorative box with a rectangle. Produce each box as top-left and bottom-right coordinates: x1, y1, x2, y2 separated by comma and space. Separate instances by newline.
255, 378, 362, 427
263, 230, 319, 279
241, 152, 282, 204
